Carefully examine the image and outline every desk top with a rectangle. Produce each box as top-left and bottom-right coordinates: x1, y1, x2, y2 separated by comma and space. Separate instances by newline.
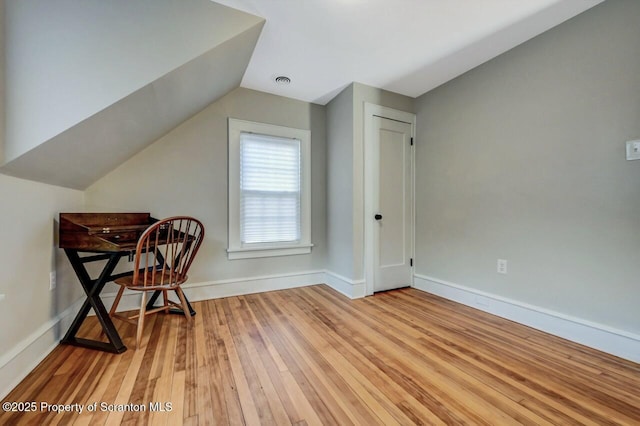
59, 213, 156, 252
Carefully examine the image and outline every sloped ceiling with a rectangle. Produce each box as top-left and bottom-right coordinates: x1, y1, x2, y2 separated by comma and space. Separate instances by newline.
214, 0, 602, 104
0, 25, 262, 189
1, 0, 264, 189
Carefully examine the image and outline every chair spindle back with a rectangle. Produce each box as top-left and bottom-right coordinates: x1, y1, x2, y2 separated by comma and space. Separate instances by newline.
131, 216, 204, 288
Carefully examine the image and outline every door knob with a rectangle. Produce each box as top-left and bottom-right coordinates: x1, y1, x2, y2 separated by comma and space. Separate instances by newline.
374, 214, 383, 220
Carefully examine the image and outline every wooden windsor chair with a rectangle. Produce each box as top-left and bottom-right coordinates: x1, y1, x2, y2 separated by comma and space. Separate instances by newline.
109, 216, 205, 349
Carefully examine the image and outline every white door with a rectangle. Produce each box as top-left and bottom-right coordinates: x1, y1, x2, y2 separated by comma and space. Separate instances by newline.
372, 116, 413, 292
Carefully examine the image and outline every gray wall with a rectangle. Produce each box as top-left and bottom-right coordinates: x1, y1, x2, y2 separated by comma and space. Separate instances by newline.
415, 0, 640, 334
1, 0, 82, 389
0, 175, 84, 364
86, 88, 327, 286
326, 84, 355, 279
0, 0, 4, 163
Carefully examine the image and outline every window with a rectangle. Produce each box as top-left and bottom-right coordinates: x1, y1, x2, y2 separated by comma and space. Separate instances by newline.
228, 118, 312, 259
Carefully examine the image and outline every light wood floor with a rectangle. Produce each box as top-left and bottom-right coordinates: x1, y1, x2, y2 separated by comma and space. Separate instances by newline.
2, 285, 639, 425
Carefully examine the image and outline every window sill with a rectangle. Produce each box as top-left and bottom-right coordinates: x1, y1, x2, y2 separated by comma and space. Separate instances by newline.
227, 244, 313, 260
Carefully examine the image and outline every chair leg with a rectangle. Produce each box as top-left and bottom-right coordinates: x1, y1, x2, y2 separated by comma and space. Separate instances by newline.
162, 290, 169, 312
110, 286, 126, 316
176, 287, 192, 324
136, 291, 148, 349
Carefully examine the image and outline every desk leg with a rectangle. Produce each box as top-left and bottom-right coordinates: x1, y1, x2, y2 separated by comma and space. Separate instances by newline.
145, 251, 196, 317
62, 250, 127, 354
146, 290, 196, 316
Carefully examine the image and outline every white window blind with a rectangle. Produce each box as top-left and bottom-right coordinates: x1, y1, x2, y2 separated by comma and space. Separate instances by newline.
240, 133, 301, 244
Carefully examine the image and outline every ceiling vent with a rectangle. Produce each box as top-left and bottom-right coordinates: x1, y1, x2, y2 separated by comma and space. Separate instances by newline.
274, 75, 291, 85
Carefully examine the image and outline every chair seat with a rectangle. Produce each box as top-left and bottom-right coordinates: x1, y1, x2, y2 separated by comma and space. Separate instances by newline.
114, 270, 187, 291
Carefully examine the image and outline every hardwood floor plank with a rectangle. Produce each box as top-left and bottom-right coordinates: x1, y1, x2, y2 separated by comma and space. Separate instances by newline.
271, 289, 443, 425
103, 316, 157, 426
363, 290, 606, 424
209, 300, 245, 425
238, 296, 308, 424
379, 289, 637, 424
168, 370, 186, 426
215, 298, 259, 425
227, 296, 291, 425
246, 293, 348, 425
268, 290, 405, 426
258, 292, 402, 425
148, 316, 179, 426
2, 285, 639, 425
195, 303, 226, 423
297, 287, 507, 425
253, 290, 441, 425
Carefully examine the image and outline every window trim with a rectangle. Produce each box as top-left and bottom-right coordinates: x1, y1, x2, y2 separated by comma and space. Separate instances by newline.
228, 118, 312, 260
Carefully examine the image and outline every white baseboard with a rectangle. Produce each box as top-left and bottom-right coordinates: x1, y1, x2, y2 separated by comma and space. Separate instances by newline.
0, 298, 84, 400
323, 270, 366, 299
185, 270, 326, 302
413, 274, 640, 363
99, 270, 328, 313
0, 269, 342, 399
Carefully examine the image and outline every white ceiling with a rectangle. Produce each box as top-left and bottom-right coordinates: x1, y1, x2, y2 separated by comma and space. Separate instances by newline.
213, 0, 602, 105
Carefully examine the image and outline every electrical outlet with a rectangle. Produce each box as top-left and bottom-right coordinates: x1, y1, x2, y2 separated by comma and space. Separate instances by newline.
497, 259, 508, 274
0, 294, 5, 302
49, 271, 57, 290
626, 140, 640, 160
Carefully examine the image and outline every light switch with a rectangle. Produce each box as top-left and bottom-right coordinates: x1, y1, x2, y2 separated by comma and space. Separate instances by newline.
626, 140, 640, 160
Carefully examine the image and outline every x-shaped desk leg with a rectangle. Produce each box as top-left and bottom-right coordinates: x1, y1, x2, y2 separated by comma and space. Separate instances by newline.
61, 249, 127, 353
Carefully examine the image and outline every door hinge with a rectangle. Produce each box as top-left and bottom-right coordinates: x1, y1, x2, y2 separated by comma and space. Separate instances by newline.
410, 258, 413, 267
410, 137, 414, 146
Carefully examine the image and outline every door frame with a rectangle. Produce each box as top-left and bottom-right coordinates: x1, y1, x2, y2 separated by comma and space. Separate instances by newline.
363, 103, 416, 296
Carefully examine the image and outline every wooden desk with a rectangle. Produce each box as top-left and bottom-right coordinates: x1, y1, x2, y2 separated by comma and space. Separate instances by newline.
59, 213, 195, 353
